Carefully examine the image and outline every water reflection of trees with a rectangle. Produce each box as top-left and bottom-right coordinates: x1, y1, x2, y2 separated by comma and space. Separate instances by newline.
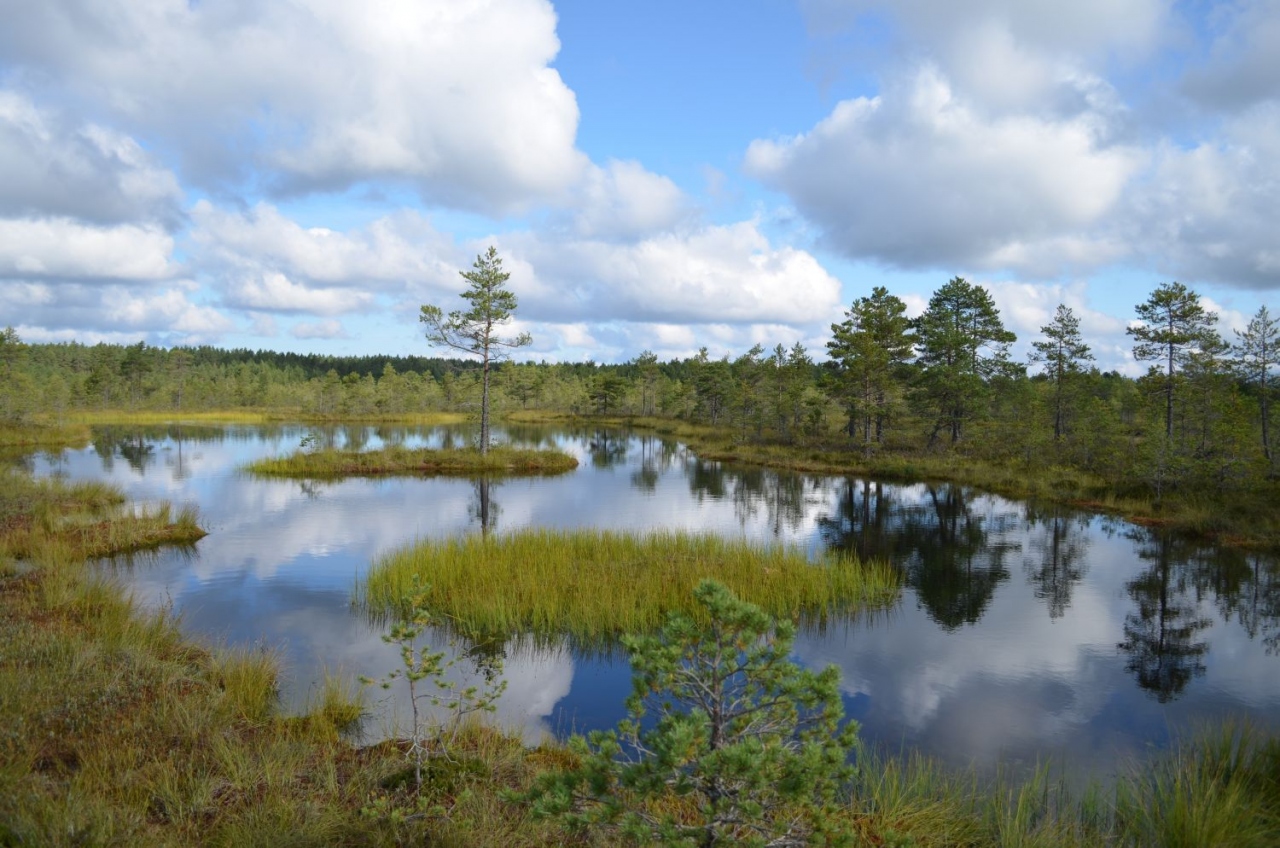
688, 459, 728, 502
631, 434, 682, 493
1022, 505, 1091, 619
93, 428, 154, 473
1213, 552, 1280, 655
817, 480, 1017, 630
471, 478, 500, 536
685, 460, 815, 537
91, 424, 243, 476
587, 429, 628, 469
1117, 530, 1212, 703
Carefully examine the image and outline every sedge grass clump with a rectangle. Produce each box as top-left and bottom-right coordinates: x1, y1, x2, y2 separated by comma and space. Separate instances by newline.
0, 420, 91, 448
361, 529, 900, 643
1, 470, 205, 562
245, 444, 578, 479
1114, 723, 1280, 848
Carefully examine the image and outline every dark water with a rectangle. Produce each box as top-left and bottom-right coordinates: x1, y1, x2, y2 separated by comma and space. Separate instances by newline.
23, 423, 1280, 779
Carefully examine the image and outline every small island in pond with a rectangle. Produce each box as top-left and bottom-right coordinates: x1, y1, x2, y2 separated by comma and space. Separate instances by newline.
360, 528, 901, 643
244, 444, 579, 479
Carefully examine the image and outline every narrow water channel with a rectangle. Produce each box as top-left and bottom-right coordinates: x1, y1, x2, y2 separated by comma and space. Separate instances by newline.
22, 422, 1280, 781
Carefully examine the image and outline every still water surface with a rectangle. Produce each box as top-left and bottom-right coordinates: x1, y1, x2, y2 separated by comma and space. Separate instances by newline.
23, 422, 1280, 780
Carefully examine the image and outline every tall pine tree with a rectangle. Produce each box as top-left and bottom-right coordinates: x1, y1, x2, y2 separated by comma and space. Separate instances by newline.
913, 278, 1015, 445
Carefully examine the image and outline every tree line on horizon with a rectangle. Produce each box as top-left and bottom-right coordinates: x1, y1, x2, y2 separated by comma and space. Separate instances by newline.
1, 275, 1275, 499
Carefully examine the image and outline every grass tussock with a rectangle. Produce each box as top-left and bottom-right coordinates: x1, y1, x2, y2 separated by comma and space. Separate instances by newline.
245, 444, 579, 479
839, 726, 1280, 847
0, 419, 92, 449
0, 557, 570, 846
361, 528, 901, 643
282, 411, 469, 425
0, 471, 206, 562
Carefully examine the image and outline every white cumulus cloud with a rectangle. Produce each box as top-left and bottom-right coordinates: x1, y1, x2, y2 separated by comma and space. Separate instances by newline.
504, 221, 844, 326
0, 90, 182, 225
225, 273, 374, 316
0, 0, 585, 213
745, 67, 1144, 276
0, 217, 178, 281
291, 319, 346, 340
192, 201, 460, 289
570, 160, 689, 240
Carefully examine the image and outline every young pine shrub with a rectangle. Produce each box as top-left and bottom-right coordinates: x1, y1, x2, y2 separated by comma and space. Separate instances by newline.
524, 579, 859, 847
361, 580, 508, 792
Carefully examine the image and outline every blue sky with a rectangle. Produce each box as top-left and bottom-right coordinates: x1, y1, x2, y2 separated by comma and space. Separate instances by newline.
0, 0, 1277, 373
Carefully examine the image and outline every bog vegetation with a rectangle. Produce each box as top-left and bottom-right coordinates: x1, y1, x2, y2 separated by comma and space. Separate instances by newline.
2, 279, 1275, 540
360, 529, 900, 645
4, 275, 1280, 843
5, 478, 1280, 846
245, 444, 579, 479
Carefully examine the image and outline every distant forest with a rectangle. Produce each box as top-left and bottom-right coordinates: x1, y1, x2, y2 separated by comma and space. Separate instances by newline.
2, 279, 1275, 503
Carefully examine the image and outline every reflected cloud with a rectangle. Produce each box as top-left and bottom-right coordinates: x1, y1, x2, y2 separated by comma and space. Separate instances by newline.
21, 422, 1280, 779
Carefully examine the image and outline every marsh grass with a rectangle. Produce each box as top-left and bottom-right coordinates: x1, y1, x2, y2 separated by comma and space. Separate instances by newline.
0, 470, 571, 846
361, 529, 901, 643
284, 411, 470, 425
0, 420, 92, 448
245, 444, 579, 479
1114, 722, 1280, 848
843, 728, 1280, 847
0, 472, 206, 562
66, 410, 276, 426
4, 441, 1280, 844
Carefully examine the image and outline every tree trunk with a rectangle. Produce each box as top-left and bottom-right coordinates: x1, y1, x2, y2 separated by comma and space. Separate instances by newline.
480, 351, 491, 455
1262, 386, 1272, 463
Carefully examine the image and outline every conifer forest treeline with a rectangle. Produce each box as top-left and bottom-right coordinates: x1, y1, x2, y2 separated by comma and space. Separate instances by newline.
3, 278, 1276, 507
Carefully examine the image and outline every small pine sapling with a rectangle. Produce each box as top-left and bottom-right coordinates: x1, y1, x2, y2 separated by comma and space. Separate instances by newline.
362, 580, 508, 790
526, 579, 858, 847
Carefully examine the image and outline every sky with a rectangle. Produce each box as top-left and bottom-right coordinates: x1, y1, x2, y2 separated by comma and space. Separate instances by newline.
0, 0, 1277, 373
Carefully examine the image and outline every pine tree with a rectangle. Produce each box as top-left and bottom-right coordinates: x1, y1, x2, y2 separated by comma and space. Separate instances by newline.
913, 278, 1015, 444
826, 286, 914, 444
527, 581, 857, 847
1233, 305, 1278, 464
1029, 304, 1093, 441
1126, 282, 1221, 440
420, 247, 531, 454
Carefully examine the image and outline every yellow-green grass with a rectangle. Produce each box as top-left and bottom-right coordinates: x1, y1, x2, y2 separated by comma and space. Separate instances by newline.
0, 471, 571, 846
245, 444, 579, 480
360, 529, 901, 643
0, 544, 570, 846
65, 409, 277, 426
4, 470, 1278, 845
0, 420, 92, 449
63, 409, 470, 427
280, 411, 469, 425
0, 472, 206, 562
841, 725, 1280, 848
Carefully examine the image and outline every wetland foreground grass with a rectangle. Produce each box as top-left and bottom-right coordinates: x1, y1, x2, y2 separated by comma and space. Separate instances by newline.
361, 529, 901, 642
0, 419, 91, 449
0, 470, 206, 561
4, 466, 1280, 844
0, 469, 568, 846
245, 444, 579, 479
